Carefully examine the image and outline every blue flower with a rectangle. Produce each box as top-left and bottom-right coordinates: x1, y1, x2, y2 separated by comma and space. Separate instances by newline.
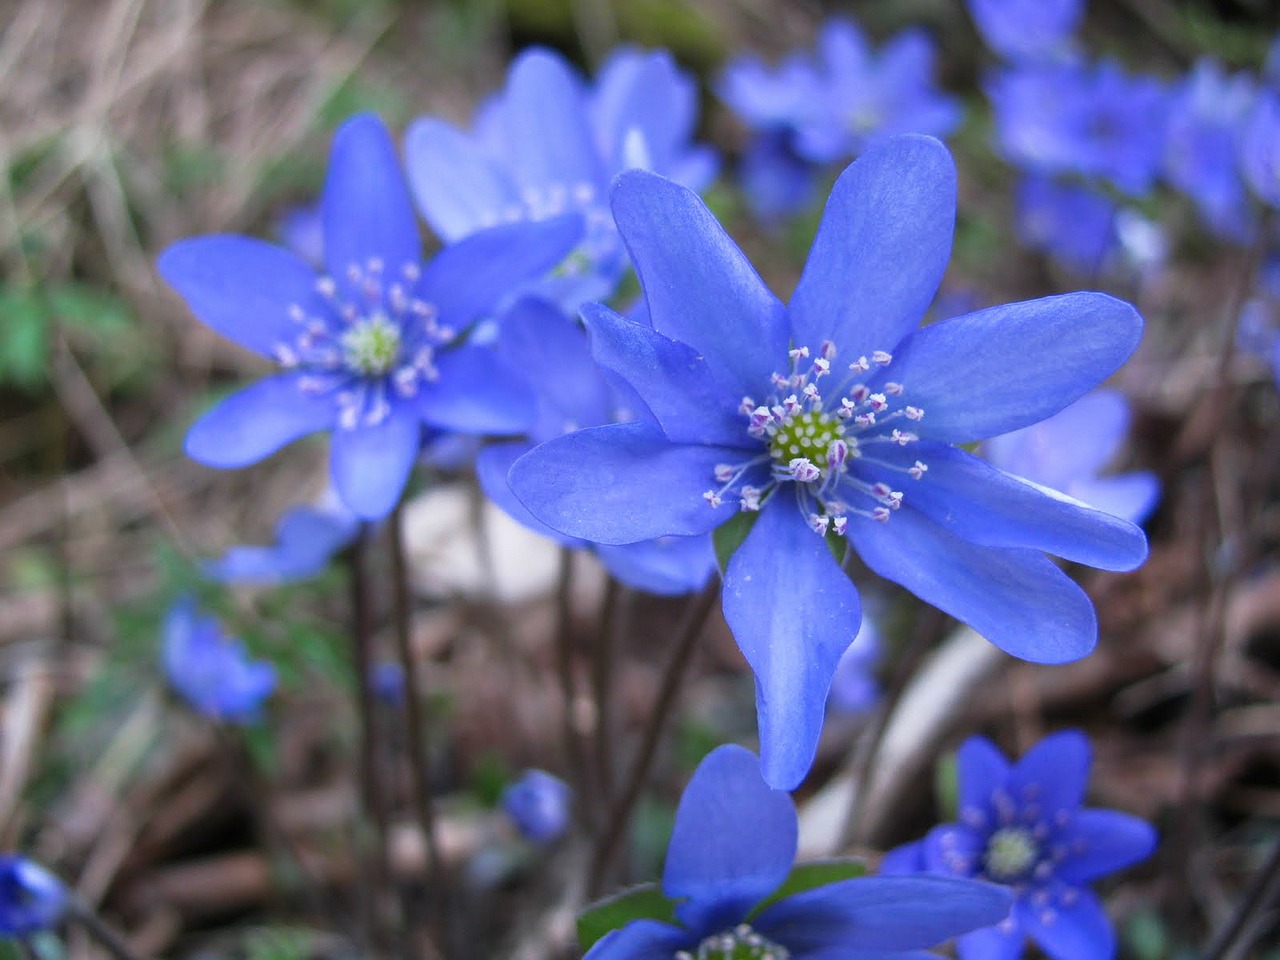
162, 597, 276, 723
966, 0, 1083, 62
502, 769, 572, 844
984, 389, 1159, 525
1015, 175, 1118, 275
1162, 60, 1256, 239
404, 47, 716, 309
881, 731, 1157, 960
477, 296, 715, 596
508, 135, 1148, 788
159, 113, 582, 520
204, 496, 358, 584
585, 744, 1011, 960
369, 661, 406, 706
1240, 90, 1280, 209
0, 857, 67, 938
827, 615, 881, 715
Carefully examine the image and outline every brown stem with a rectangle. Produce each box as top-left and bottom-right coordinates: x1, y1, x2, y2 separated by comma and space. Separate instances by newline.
590, 578, 624, 825
554, 548, 589, 805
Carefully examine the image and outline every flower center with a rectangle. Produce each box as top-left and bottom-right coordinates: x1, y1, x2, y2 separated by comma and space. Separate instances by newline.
703, 342, 928, 535
676, 924, 790, 960
340, 313, 402, 375
984, 827, 1040, 881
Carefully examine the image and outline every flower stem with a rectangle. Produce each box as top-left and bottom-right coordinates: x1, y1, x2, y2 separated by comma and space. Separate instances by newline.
587, 576, 720, 896
554, 547, 589, 809
1203, 839, 1280, 960
66, 898, 145, 960
389, 502, 450, 954
590, 578, 626, 824
347, 524, 391, 940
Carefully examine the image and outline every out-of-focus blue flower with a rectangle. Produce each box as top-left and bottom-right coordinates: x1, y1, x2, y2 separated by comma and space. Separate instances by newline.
882, 731, 1157, 960
1016, 175, 1117, 275
1238, 254, 1280, 384
477, 296, 715, 596
405, 47, 716, 309
1240, 91, 1280, 208
0, 857, 67, 939
584, 744, 1011, 960
967, 0, 1083, 62
162, 597, 276, 723
369, 661, 405, 706
502, 769, 571, 843
160, 113, 582, 521
204, 496, 358, 584
720, 18, 959, 222
508, 136, 1148, 788
989, 60, 1167, 197
1162, 60, 1256, 238
277, 201, 324, 267
827, 616, 881, 715
985, 390, 1160, 525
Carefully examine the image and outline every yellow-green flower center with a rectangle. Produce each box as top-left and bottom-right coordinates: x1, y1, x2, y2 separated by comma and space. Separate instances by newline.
341, 314, 402, 376
984, 827, 1040, 881
768, 410, 845, 470
677, 925, 790, 960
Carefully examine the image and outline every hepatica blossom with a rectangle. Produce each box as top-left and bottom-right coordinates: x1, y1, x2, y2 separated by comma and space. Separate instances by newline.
985, 389, 1159, 525
881, 732, 1157, 960
405, 47, 716, 307
582, 745, 1010, 960
160, 113, 582, 520
204, 495, 358, 584
966, 0, 1083, 62
0, 856, 67, 938
502, 769, 572, 844
162, 597, 276, 723
509, 135, 1148, 788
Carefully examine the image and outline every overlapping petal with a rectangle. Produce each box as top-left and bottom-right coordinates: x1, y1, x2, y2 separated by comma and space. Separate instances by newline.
475, 442, 582, 547
585, 919, 690, 960
1006, 730, 1090, 816
611, 170, 789, 393
891, 293, 1143, 443
404, 118, 520, 241
1016, 886, 1113, 960
664, 744, 797, 932
508, 422, 739, 544
850, 508, 1097, 664
418, 343, 537, 434
330, 406, 422, 519
594, 536, 715, 596
1055, 811, 1157, 884
185, 375, 335, 468
956, 737, 1012, 816
956, 923, 1025, 960
500, 49, 604, 192
723, 496, 861, 789
788, 135, 955, 358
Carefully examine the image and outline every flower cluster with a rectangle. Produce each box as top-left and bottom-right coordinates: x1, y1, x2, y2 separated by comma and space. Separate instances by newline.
583, 745, 1011, 960
882, 731, 1157, 960
718, 17, 960, 221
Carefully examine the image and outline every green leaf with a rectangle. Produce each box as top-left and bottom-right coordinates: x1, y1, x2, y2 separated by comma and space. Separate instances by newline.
0, 286, 50, 388
713, 511, 759, 572
577, 883, 678, 951
935, 751, 959, 820
749, 859, 869, 917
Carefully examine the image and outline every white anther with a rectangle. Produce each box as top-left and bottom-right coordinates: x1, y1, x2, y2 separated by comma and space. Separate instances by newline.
789, 458, 820, 483
909, 460, 928, 479
703, 490, 723, 508
715, 464, 736, 482
812, 357, 831, 376
884, 381, 904, 395
869, 393, 888, 412
872, 507, 891, 522
890, 429, 916, 445
820, 340, 837, 359
872, 350, 893, 365
827, 439, 848, 467
789, 346, 810, 360
832, 516, 848, 535
739, 486, 762, 511
905, 406, 924, 420
808, 514, 830, 535
850, 356, 870, 373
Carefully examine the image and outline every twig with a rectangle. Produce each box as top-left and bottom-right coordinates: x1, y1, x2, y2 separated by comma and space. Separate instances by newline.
67, 897, 145, 960
587, 577, 720, 896
554, 548, 589, 807
590, 579, 626, 827
1202, 840, 1280, 960
389, 502, 449, 956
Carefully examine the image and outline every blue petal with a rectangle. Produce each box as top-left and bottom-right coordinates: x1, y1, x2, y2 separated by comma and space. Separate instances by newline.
957, 737, 1012, 820
501, 49, 604, 192
757, 875, 1012, 952
582, 301, 749, 448
664, 744, 796, 933
849, 508, 1097, 663
985, 389, 1131, 489
899, 443, 1148, 571
1016, 885, 1113, 960
508, 422, 739, 544
186, 375, 335, 468
159, 237, 323, 358
956, 922, 1025, 960
322, 114, 421, 285
878, 840, 928, 876
595, 536, 715, 596
794, 950, 942, 960
1006, 730, 1091, 818
1067, 474, 1161, 526
329, 405, 422, 519
583, 919, 691, 960
204, 505, 356, 583
723, 495, 861, 789
611, 169, 789, 394
475, 441, 583, 546
419, 214, 583, 329
418, 343, 536, 434
403, 118, 519, 242
921, 824, 984, 877
890, 293, 1143, 443
1054, 810, 1157, 884
788, 136, 956, 359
